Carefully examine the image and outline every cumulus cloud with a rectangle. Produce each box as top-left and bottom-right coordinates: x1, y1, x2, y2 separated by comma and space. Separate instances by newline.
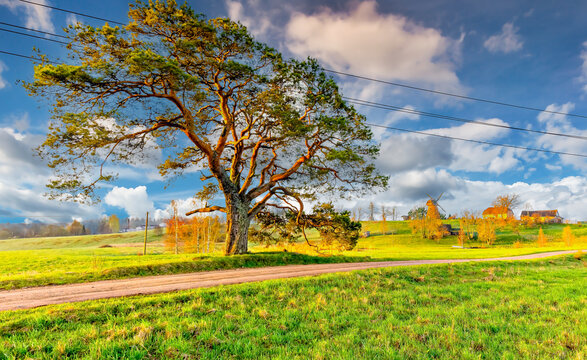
285, 1, 465, 92
376, 118, 520, 174
0, 123, 103, 222
536, 103, 587, 169
0, 0, 54, 32
0, 61, 7, 90
578, 42, 587, 93
377, 135, 453, 173
226, 0, 274, 38
105, 186, 154, 218
484, 22, 523, 53
66, 13, 81, 27
337, 173, 587, 222
388, 168, 461, 201
151, 197, 204, 221
384, 106, 420, 125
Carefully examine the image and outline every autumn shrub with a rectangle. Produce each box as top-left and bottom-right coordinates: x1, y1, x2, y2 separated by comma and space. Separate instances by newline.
562, 226, 575, 247
537, 227, 547, 247
477, 219, 496, 246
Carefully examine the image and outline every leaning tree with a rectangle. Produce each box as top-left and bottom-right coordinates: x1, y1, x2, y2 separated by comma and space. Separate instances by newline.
26, 0, 387, 255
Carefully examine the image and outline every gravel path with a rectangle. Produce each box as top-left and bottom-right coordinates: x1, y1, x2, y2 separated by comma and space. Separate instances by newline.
0, 250, 579, 311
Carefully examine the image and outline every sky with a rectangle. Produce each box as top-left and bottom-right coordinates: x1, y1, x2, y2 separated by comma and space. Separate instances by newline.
0, 0, 586, 223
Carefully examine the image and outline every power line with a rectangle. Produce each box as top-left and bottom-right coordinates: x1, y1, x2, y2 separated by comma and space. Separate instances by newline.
0, 50, 58, 64
346, 97, 587, 140
17, 0, 125, 25
0, 27, 68, 45
0, 21, 68, 39
1, 49, 584, 158
16, 0, 587, 120
325, 68, 587, 120
367, 122, 587, 158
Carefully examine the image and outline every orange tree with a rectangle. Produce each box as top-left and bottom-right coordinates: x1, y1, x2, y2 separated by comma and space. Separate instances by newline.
26, 1, 386, 255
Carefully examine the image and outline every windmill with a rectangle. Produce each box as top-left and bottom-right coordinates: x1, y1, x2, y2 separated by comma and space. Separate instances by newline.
425, 193, 446, 219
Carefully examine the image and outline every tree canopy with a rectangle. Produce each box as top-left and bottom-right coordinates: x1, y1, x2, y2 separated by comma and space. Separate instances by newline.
492, 194, 521, 210
26, 0, 387, 255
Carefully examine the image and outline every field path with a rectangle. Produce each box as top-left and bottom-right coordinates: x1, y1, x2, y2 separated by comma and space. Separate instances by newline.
0, 250, 580, 311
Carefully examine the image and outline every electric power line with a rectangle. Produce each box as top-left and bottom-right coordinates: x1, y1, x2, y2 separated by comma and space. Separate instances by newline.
0, 27, 68, 45
1, 51, 585, 158
0, 21, 68, 38
17, 0, 125, 25
346, 97, 587, 140
325, 68, 587, 120
0, 50, 58, 64
366, 122, 587, 158
16, 0, 587, 120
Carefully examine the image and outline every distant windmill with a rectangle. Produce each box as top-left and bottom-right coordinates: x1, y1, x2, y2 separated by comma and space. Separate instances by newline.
425, 193, 446, 219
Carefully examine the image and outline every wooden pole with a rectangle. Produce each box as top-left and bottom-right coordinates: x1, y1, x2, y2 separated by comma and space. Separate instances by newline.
143, 212, 149, 255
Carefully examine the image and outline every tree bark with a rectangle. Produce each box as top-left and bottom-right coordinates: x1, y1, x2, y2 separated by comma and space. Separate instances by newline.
224, 194, 251, 255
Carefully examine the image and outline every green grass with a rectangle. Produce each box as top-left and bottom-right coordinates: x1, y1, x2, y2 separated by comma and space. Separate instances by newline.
0, 222, 584, 290
0, 255, 585, 359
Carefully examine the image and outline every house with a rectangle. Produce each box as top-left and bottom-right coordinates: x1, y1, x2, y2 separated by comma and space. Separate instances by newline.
482, 206, 514, 220
520, 210, 563, 224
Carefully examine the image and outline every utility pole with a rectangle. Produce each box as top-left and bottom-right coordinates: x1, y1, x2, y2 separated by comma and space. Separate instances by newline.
143, 212, 149, 255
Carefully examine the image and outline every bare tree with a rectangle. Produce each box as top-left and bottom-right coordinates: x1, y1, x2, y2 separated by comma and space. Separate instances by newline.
492, 194, 521, 210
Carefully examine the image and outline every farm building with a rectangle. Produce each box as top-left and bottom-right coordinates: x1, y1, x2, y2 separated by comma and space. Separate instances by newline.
520, 210, 563, 223
482, 206, 514, 220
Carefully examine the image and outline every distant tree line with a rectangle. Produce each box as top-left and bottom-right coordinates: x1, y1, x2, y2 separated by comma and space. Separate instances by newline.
0, 215, 160, 239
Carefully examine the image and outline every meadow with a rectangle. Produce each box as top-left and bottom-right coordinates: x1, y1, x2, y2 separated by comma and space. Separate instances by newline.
0, 255, 584, 359
0, 221, 584, 290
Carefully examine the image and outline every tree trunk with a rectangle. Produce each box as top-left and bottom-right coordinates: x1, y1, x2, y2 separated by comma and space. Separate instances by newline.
224, 195, 250, 255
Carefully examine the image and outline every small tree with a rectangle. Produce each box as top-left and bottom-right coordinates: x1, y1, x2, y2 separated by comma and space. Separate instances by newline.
408, 206, 427, 220
108, 214, 120, 233
492, 194, 521, 211
537, 227, 547, 247
67, 220, 84, 236
380, 204, 388, 235
368, 202, 376, 222
252, 203, 361, 252
478, 219, 496, 246
356, 207, 364, 222
562, 226, 575, 247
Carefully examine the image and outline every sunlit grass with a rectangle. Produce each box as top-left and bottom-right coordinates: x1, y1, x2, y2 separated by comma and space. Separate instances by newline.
0, 255, 584, 359
0, 222, 584, 290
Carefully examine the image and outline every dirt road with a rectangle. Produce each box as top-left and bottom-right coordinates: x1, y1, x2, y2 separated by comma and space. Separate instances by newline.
0, 250, 579, 311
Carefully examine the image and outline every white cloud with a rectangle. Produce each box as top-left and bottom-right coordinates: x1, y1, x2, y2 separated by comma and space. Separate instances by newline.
152, 197, 205, 221
545, 163, 562, 171
578, 42, 587, 94
536, 103, 587, 169
338, 173, 587, 222
375, 118, 521, 175
0, 61, 7, 90
384, 106, 420, 125
285, 1, 465, 92
484, 22, 523, 53
226, 0, 274, 38
377, 134, 453, 173
66, 13, 81, 26
0, 0, 54, 32
105, 186, 154, 218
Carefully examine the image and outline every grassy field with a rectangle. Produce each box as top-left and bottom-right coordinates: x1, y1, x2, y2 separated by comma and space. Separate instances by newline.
0, 255, 584, 359
0, 222, 584, 290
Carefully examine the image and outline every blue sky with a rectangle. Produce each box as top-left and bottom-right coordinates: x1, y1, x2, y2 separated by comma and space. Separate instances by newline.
0, 0, 586, 222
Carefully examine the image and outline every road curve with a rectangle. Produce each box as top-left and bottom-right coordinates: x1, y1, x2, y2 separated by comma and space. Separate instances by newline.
0, 250, 580, 311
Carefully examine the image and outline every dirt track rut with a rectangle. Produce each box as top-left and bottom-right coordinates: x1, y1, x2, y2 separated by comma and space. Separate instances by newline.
0, 250, 579, 311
